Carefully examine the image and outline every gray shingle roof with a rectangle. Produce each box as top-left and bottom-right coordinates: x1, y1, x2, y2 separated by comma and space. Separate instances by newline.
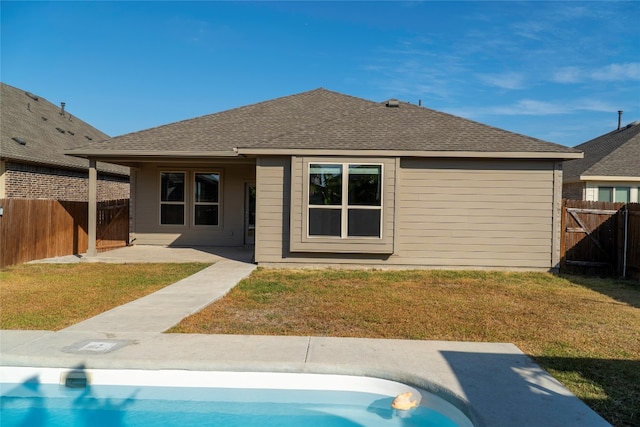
1, 83, 128, 175
563, 121, 640, 179
69, 88, 580, 158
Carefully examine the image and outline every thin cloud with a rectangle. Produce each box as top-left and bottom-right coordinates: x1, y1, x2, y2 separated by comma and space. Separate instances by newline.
477, 72, 527, 90
449, 98, 618, 119
551, 67, 583, 84
591, 63, 640, 81
552, 63, 640, 83
492, 100, 569, 116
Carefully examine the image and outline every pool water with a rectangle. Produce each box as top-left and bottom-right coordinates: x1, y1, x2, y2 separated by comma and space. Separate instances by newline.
1, 368, 474, 427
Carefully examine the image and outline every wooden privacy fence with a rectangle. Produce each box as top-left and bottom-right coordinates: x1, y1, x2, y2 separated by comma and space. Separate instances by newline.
561, 199, 640, 280
0, 198, 129, 268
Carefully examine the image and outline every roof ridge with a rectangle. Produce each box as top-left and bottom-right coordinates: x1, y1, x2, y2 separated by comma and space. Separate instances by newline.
575, 121, 640, 148
107, 88, 332, 141
254, 90, 381, 146
582, 128, 640, 176
565, 120, 640, 178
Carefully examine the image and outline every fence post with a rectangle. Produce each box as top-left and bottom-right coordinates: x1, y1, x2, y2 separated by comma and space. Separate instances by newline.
623, 206, 629, 278
560, 199, 567, 272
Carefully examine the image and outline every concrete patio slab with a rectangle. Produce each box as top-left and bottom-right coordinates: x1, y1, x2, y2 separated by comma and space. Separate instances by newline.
0, 330, 53, 353
27, 245, 254, 264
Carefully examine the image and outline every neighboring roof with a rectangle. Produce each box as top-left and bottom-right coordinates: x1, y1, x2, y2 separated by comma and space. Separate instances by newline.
68, 88, 581, 161
1, 82, 128, 176
563, 120, 640, 181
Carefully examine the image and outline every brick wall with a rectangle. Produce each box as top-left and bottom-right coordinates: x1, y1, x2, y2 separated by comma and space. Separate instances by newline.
5, 162, 129, 201
562, 182, 585, 200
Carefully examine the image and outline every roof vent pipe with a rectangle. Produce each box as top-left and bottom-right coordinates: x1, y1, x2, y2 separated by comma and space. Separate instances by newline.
61, 102, 66, 116
618, 110, 623, 130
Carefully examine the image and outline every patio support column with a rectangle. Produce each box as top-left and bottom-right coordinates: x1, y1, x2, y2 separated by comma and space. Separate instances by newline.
88, 159, 97, 257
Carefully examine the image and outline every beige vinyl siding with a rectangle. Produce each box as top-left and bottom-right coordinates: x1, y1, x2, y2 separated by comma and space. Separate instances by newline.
394, 158, 555, 268
132, 161, 254, 246
255, 157, 290, 263
255, 156, 559, 270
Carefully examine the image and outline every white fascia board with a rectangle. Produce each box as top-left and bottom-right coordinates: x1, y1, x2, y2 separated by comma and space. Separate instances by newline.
65, 150, 239, 159
580, 175, 640, 182
236, 148, 583, 160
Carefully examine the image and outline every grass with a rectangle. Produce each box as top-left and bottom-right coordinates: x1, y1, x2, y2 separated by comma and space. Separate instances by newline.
169, 269, 640, 427
0, 263, 210, 330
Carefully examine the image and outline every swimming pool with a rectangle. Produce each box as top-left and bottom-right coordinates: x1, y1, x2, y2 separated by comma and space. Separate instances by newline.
1, 367, 475, 427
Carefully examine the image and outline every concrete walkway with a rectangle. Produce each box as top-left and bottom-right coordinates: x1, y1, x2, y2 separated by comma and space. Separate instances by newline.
62, 259, 257, 333
2, 246, 612, 427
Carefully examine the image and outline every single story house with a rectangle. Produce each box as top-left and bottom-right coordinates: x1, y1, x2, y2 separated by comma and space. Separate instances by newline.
69, 89, 581, 270
563, 120, 640, 203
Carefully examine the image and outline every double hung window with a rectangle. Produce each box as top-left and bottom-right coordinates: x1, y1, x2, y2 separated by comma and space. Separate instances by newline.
160, 172, 185, 225
160, 171, 220, 226
308, 163, 382, 238
194, 173, 220, 226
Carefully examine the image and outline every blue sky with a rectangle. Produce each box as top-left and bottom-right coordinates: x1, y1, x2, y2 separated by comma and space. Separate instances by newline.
2, 1, 639, 147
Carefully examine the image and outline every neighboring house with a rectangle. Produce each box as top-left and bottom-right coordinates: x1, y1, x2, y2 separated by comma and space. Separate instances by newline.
1, 82, 129, 201
69, 88, 581, 270
563, 120, 640, 203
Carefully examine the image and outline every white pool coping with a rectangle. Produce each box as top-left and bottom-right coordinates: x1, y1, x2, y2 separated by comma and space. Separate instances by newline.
0, 333, 614, 427
1, 366, 474, 427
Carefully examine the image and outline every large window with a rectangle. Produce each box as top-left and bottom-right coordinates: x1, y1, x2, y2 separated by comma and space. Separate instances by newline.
308, 163, 382, 238
160, 171, 220, 226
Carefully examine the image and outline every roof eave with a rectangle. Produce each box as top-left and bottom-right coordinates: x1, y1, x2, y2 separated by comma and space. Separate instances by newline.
2, 153, 129, 176
236, 148, 584, 160
66, 149, 239, 159
579, 175, 640, 182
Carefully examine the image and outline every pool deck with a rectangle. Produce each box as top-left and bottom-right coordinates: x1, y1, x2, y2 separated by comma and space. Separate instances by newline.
1, 246, 612, 427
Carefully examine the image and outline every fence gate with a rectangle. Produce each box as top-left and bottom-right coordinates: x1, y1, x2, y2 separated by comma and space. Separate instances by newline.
560, 199, 637, 277
96, 199, 129, 251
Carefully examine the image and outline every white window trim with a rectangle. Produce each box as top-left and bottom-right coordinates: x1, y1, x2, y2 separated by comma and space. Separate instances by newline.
307, 162, 383, 239
590, 183, 639, 203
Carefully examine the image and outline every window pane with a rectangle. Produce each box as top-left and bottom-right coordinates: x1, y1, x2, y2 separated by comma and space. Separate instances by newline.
195, 173, 219, 202
195, 205, 219, 226
598, 187, 613, 202
309, 208, 341, 236
161, 204, 184, 225
348, 209, 381, 237
348, 165, 381, 206
614, 187, 630, 203
161, 173, 185, 202
309, 164, 342, 205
